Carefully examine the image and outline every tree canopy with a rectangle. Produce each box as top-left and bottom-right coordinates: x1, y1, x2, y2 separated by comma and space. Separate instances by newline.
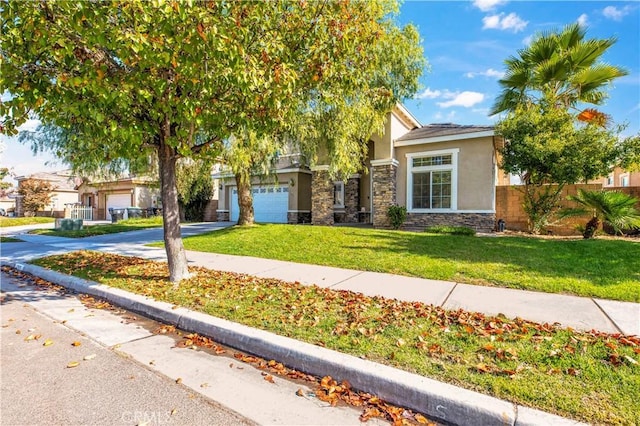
1, 0, 425, 281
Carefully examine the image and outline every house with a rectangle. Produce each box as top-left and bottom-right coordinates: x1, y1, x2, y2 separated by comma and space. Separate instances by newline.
215, 105, 500, 232
601, 167, 640, 188
76, 176, 160, 221
15, 170, 81, 217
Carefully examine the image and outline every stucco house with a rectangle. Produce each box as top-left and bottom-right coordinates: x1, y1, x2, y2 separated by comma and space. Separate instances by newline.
215, 105, 500, 232
76, 176, 160, 221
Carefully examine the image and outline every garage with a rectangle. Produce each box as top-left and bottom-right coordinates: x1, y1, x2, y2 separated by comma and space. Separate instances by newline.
230, 185, 288, 223
106, 193, 132, 221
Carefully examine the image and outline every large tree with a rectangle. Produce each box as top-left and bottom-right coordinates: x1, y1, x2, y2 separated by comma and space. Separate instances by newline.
492, 23, 631, 233
1, 0, 414, 282
227, 17, 425, 226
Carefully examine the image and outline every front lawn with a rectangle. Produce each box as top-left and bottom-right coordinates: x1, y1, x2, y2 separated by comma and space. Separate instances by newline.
31, 217, 163, 237
0, 216, 55, 227
25, 251, 640, 425
175, 224, 640, 302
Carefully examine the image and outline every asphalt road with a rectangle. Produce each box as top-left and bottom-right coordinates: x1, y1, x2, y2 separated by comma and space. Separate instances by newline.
0, 278, 254, 426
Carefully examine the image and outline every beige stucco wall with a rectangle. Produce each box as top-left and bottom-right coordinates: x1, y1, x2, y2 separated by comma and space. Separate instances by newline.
395, 136, 496, 211
372, 112, 414, 161
50, 191, 80, 210
135, 186, 160, 208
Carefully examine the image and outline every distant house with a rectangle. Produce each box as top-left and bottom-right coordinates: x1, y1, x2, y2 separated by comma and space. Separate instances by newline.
76, 176, 160, 221
15, 170, 81, 217
601, 167, 640, 188
215, 104, 500, 232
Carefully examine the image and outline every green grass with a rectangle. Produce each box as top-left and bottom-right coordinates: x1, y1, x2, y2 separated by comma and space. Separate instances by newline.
0, 216, 55, 227
26, 251, 640, 425
168, 224, 640, 302
0, 236, 23, 242
31, 217, 163, 237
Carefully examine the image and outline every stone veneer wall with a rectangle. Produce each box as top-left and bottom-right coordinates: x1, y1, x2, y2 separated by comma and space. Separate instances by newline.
404, 212, 496, 233
344, 177, 360, 223
372, 164, 397, 228
203, 199, 218, 222
311, 169, 334, 225
216, 210, 230, 222
288, 211, 312, 224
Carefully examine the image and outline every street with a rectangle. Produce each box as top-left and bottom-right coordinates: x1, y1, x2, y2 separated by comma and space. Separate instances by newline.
1, 271, 390, 426
1, 277, 254, 426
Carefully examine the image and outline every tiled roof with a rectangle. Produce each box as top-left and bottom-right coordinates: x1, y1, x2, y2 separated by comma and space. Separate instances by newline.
18, 170, 80, 191
396, 123, 494, 142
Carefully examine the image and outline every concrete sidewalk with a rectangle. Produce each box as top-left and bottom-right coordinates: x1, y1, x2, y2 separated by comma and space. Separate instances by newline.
124, 247, 638, 337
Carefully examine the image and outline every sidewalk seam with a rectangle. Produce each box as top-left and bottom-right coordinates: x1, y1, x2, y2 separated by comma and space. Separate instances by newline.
326, 271, 366, 289
591, 298, 624, 335
440, 282, 458, 307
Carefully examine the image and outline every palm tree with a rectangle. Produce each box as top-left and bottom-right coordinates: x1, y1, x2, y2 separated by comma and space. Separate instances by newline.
558, 189, 640, 239
491, 23, 628, 122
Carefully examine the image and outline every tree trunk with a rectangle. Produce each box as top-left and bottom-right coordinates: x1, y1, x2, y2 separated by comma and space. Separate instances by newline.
158, 138, 190, 283
583, 216, 600, 239
235, 170, 255, 226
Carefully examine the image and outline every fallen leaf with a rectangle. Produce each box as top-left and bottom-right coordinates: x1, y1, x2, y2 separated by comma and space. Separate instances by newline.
200, 383, 209, 388
170, 408, 177, 416
624, 355, 638, 365
43, 339, 54, 347
15, 330, 21, 334
175, 378, 182, 384
71, 341, 81, 347
67, 361, 80, 368
83, 354, 97, 361
264, 374, 275, 383
296, 388, 305, 397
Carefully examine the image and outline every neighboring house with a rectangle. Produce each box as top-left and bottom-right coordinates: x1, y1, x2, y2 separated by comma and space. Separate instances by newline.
15, 170, 81, 217
0, 193, 16, 214
215, 104, 500, 232
601, 167, 640, 188
76, 176, 160, 221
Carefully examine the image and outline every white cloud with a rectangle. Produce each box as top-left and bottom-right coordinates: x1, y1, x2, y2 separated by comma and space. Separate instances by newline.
472, 0, 507, 12
483, 12, 528, 32
437, 91, 485, 108
603, 5, 632, 21
522, 34, 534, 45
465, 68, 505, 79
577, 13, 589, 27
416, 88, 442, 99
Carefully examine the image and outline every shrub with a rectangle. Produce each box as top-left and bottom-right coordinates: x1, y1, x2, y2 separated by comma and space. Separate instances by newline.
425, 225, 476, 236
387, 205, 407, 230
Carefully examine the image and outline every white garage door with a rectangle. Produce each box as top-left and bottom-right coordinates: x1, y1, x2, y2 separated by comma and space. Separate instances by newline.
106, 193, 131, 220
230, 185, 288, 223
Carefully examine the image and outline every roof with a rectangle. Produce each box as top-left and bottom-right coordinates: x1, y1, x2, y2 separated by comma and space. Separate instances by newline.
395, 123, 494, 142
16, 170, 81, 192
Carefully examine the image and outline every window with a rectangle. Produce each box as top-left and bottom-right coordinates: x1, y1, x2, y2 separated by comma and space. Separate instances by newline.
333, 181, 344, 208
407, 149, 458, 211
606, 174, 614, 187
621, 174, 629, 187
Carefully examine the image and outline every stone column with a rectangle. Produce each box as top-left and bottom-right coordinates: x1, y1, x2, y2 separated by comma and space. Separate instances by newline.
371, 160, 398, 228
311, 166, 334, 225
344, 176, 360, 223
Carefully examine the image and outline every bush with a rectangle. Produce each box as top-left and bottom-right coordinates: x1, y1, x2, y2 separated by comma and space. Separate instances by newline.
387, 205, 407, 230
425, 225, 476, 236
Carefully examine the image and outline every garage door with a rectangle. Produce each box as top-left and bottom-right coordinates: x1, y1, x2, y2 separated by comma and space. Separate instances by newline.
230, 185, 288, 223
106, 193, 132, 220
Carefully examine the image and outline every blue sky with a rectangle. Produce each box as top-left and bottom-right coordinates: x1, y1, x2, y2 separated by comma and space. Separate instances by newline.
1, 0, 638, 181
400, 0, 639, 134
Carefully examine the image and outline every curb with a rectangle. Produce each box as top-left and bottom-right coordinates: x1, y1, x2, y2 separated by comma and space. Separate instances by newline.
2, 261, 586, 426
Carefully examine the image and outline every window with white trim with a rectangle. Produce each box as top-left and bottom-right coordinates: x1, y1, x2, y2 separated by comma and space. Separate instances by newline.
620, 174, 629, 187
333, 181, 344, 208
407, 149, 458, 211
